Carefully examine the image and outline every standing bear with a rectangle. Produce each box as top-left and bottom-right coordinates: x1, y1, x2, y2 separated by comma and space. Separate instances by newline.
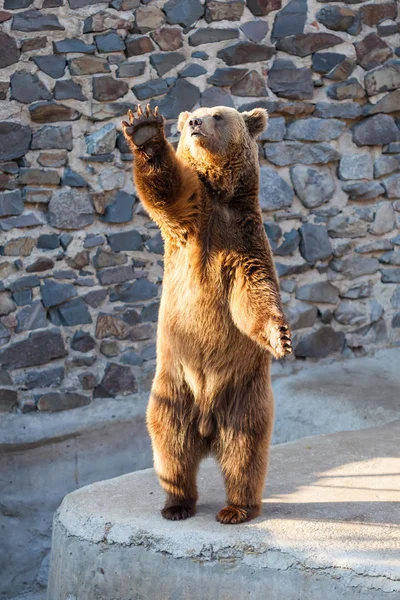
122, 104, 292, 524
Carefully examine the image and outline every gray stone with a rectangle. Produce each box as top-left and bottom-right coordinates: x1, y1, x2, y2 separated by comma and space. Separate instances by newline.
286, 117, 345, 142
374, 155, 400, 178
264, 221, 282, 249
69, 55, 110, 75
20, 36, 47, 52
259, 167, 294, 211
0, 323, 11, 347
94, 249, 127, 269
189, 28, 239, 46
312, 52, 345, 75
240, 20, 268, 42
49, 298, 92, 326
150, 52, 185, 77
62, 168, 87, 188
271, 0, 307, 41
145, 232, 164, 254
31, 125, 73, 150
259, 117, 286, 142
19, 168, 60, 186
37, 392, 90, 412
15, 365, 64, 390
381, 268, 400, 283
339, 153, 373, 181
361, 2, 397, 26
31, 55, 66, 78
94, 363, 137, 398
37, 234, 59, 250
93, 76, 129, 102
120, 351, 143, 366
334, 300, 382, 327
141, 302, 159, 322
355, 33, 393, 71
377, 20, 399, 36
299, 223, 333, 262
132, 78, 168, 100
0, 122, 32, 161
296, 281, 339, 303
48, 189, 95, 230
0, 212, 45, 232
41, 280, 77, 308
26, 257, 54, 272
83, 289, 107, 308
154, 79, 200, 119
328, 214, 368, 238
355, 239, 393, 253
330, 256, 380, 279
8, 275, 40, 292
179, 64, 207, 78
340, 281, 372, 300
0, 328, 67, 369
294, 326, 344, 358
0, 293, 15, 316
383, 142, 400, 154
364, 60, 400, 96
276, 33, 344, 57
85, 124, 117, 156
0, 389, 17, 412
109, 279, 158, 303
290, 166, 335, 208
65, 251, 90, 270
264, 142, 340, 166
325, 57, 356, 82
382, 174, 400, 198
53, 38, 96, 53
316, 5, 356, 31
200, 87, 234, 108
71, 330, 96, 352
15, 300, 46, 333
327, 78, 365, 100
286, 301, 318, 330
97, 265, 135, 286
55, 80, 87, 101
205, 0, 245, 22
353, 114, 399, 146
342, 181, 384, 201
95, 32, 125, 53
379, 250, 400, 265
370, 202, 395, 235
117, 61, 146, 78
231, 70, 267, 96
164, 0, 204, 27
135, 4, 165, 32
107, 230, 143, 252
10, 71, 52, 104
11, 9, 64, 31
0, 190, 24, 217
84, 234, 106, 248
274, 229, 299, 256
217, 42, 275, 66
391, 286, 400, 308
0, 32, 19, 69
314, 103, 363, 120
29, 101, 81, 123
100, 340, 119, 357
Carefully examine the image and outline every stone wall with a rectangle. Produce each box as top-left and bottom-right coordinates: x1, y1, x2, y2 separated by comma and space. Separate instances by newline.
0, 0, 400, 415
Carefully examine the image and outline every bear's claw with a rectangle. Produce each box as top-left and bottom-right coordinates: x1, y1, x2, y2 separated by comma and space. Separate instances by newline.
263, 317, 292, 359
122, 104, 164, 148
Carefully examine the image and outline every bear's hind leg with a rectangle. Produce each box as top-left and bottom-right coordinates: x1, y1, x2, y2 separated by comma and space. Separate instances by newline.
147, 390, 207, 521
215, 386, 273, 524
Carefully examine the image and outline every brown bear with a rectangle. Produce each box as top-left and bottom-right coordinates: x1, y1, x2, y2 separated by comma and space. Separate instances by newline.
122, 104, 292, 524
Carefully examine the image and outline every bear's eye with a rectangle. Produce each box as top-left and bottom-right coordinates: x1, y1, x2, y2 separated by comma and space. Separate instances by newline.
213, 114, 222, 121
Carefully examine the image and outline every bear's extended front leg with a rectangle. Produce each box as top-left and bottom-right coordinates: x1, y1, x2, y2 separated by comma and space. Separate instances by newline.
229, 253, 292, 359
122, 104, 200, 234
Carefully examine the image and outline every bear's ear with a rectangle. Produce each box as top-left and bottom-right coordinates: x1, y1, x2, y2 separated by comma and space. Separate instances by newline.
178, 111, 191, 132
242, 108, 268, 138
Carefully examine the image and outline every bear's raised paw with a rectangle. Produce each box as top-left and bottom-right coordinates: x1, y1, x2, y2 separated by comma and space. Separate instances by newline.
122, 104, 164, 149
263, 317, 292, 360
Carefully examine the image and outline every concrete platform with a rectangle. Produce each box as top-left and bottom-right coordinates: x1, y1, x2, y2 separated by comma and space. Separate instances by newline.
47, 421, 400, 600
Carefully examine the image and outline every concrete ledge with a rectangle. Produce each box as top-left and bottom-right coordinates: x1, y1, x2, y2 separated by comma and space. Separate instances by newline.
48, 421, 400, 600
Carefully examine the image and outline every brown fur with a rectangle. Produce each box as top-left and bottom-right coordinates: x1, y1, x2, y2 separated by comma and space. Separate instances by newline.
122, 104, 292, 524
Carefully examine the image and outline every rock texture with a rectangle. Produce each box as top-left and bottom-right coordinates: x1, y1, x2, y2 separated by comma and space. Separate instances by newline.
0, 12, 399, 600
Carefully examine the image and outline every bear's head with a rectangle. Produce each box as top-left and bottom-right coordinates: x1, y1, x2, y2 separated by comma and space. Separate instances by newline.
177, 106, 268, 163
